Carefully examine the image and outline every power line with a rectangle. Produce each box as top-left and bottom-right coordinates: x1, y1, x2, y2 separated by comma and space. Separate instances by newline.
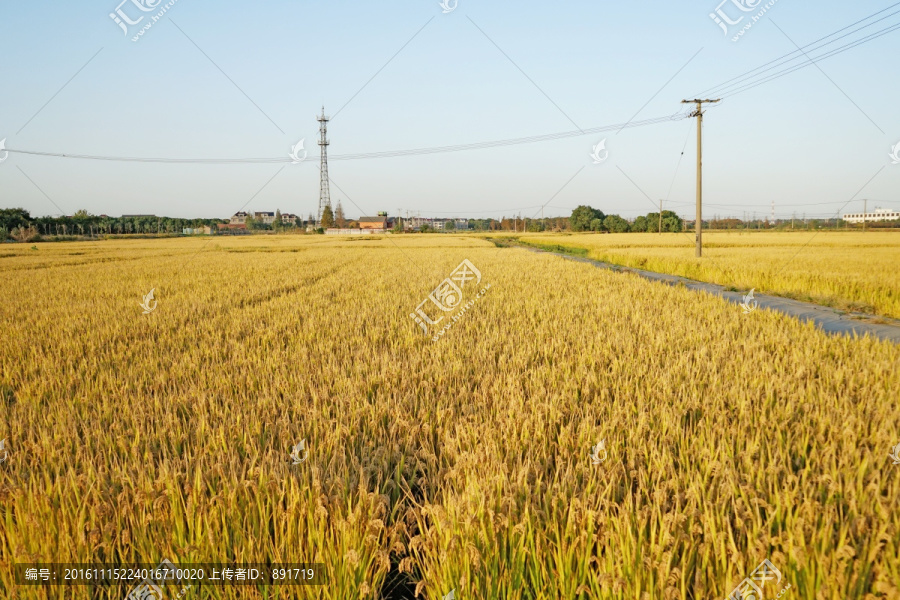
721, 22, 900, 98
3, 113, 687, 165
696, 2, 900, 97
697, 6, 900, 98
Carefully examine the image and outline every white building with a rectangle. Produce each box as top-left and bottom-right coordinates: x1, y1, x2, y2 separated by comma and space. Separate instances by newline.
254, 211, 276, 225
842, 208, 900, 224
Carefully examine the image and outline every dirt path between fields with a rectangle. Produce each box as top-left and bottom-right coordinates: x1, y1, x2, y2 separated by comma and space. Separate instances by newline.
512, 243, 900, 344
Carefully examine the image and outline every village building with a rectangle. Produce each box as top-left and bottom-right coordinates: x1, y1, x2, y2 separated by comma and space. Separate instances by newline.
359, 216, 388, 231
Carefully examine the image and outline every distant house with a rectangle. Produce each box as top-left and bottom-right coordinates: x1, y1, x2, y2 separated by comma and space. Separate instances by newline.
219, 223, 247, 233
254, 211, 276, 225
182, 226, 212, 235
325, 228, 385, 235
359, 216, 388, 231
231, 212, 249, 224
281, 213, 299, 224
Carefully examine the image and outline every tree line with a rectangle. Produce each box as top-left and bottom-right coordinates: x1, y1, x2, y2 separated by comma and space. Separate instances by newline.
0, 208, 224, 241
568, 205, 684, 233
3, 206, 889, 242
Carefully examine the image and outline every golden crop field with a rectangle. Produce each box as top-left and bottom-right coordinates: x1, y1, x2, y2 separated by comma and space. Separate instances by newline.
1, 235, 899, 600
516, 231, 900, 320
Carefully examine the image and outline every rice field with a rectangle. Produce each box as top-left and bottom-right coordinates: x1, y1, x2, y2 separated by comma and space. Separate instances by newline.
1, 234, 899, 600
517, 231, 900, 320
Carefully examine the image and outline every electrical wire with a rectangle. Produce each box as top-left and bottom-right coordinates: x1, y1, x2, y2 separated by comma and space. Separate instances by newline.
721, 22, 900, 97
696, 7, 900, 98
696, 2, 900, 98
663, 119, 694, 208
3, 113, 688, 165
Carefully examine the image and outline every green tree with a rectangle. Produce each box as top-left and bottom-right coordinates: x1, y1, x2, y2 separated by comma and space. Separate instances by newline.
321, 205, 335, 228
273, 209, 283, 231
632, 216, 648, 232
444, 220, 456, 231
660, 210, 683, 232
589, 218, 604, 232
570, 205, 605, 232
603, 214, 630, 233
0, 208, 32, 231
638, 211, 682, 233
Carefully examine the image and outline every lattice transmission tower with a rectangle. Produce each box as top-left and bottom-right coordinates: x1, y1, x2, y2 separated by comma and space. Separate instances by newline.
317, 106, 331, 224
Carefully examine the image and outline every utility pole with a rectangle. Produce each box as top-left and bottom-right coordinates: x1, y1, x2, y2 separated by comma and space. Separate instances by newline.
682, 99, 720, 257
658, 199, 663, 234
863, 198, 867, 232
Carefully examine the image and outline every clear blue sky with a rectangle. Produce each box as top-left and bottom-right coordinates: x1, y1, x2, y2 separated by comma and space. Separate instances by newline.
1, 0, 898, 221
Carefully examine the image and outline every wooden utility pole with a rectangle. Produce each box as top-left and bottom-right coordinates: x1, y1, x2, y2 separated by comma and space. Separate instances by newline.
863, 199, 867, 232
681, 99, 720, 257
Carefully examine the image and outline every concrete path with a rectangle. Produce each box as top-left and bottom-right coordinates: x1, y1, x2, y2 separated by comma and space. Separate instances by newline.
525, 246, 900, 344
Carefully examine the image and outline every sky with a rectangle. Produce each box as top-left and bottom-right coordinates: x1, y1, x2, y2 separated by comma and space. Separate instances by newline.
0, 0, 898, 221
